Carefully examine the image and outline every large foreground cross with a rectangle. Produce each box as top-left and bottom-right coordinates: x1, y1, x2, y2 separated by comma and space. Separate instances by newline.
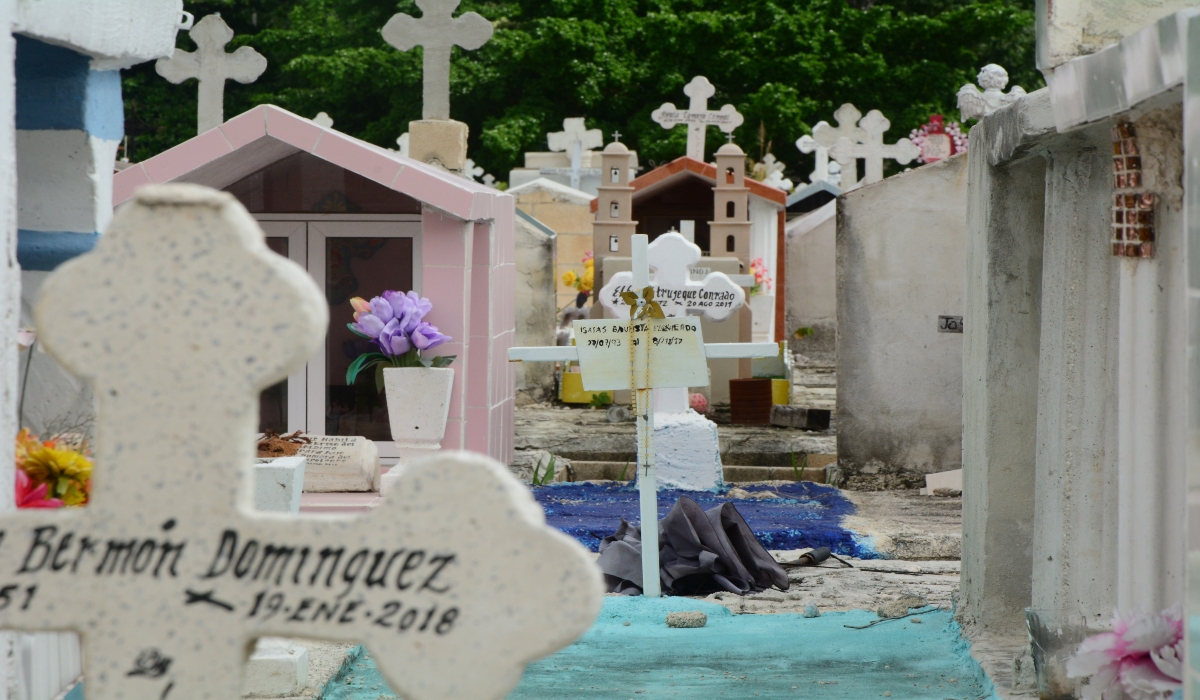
0, 185, 602, 700
382, 0, 494, 120
155, 14, 267, 134
509, 234, 777, 597
651, 77, 744, 161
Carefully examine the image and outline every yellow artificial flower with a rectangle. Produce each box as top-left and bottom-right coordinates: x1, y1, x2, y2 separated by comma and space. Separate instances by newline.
562, 270, 579, 288
20, 441, 93, 506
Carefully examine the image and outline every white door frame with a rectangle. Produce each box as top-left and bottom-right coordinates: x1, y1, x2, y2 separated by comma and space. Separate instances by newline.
256, 215, 423, 459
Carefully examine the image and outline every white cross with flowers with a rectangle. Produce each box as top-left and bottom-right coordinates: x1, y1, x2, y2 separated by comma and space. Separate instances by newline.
0, 184, 602, 700
508, 234, 776, 597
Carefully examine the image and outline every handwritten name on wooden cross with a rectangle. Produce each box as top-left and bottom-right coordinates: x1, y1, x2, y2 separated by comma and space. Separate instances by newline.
4, 185, 602, 700
509, 235, 776, 598
829, 110, 920, 190
155, 14, 268, 134
597, 232, 746, 321
542, 118, 604, 191
651, 76, 744, 161
382, 0, 494, 121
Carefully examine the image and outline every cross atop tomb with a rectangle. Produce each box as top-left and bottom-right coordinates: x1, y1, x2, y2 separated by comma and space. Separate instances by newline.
509, 234, 777, 598
543, 118, 604, 191
1, 184, 602, 699
155, 14, 268, 134
382, 0, 494, 121
651, 76, 744, 161
597, 232, 745, 321
828, 109, 920, 190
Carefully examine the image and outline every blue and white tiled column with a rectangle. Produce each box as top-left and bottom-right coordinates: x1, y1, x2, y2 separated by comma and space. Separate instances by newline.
16, 35, 123, 271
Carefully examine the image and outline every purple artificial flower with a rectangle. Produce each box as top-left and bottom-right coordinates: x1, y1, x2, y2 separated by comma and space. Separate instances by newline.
376, 319, 412, 357
369, 295, 396, 324
397, 291, 433, 334
354, 312, 386, 338
410, 321, 450, 351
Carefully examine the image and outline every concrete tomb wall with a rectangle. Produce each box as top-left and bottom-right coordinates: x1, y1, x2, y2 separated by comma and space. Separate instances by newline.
836, 153, 967, 479
514, 212, 557, 404
509, 178, 594, 313
785, 200, 836, 362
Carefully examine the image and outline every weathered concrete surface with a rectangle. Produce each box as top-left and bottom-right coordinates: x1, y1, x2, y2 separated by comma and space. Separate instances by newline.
514, 404, 834, 466
842, 490, 962, 560
836, 152, 967, 478
1036, 0, 1196, 70
513, 214, 557, 403
785, 201, 836, 362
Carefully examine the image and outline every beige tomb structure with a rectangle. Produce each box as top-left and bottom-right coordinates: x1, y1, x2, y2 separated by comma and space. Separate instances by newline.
382, 0, 493, 173
590, 141, 786, 402
509, 178, 596, 312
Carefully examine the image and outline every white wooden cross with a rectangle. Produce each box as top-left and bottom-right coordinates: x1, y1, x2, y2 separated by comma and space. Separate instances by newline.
382, 0, 494, 121
651, 76, 745, 161
155, 14, 268, 134
811, 103, 866, 188
541, 118, 604, 191
1, 184, 602, 700
509, 234, 776, 598
828, 110, 920, 190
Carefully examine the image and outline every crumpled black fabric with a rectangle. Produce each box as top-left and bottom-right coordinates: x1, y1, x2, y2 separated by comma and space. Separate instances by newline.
596, 496, 789, 596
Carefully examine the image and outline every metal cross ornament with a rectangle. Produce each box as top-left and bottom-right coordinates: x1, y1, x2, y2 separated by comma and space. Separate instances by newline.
382, 0, 494, 121
0, 185, 602, 700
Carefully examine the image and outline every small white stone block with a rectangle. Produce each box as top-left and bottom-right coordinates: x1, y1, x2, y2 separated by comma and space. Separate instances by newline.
254, 457, 305, 514
408, 119, 469, 172
665, 611, 707, 628
297, 435, 381, 492
244, 638, 309, 697
655, 411, 723, 491
919, 469, 963, 496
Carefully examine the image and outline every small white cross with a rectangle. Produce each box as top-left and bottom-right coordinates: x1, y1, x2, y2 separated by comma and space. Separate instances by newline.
796, 135, 834, 186
462, 158, 484, 182
312, 112, 334, 129
382, 0, 494, 121
957, 64, 1026, 121
481, 173, 496, 188
757, 154, 793, 192
395, 132, 410, 157
828, 110, 919, 190
810, 104, 866, 187
508, 235, 777, 597
542, 118, 604, 191
651, 76, 744, 161
0, 185, 603, 699
155, 14, 268, 134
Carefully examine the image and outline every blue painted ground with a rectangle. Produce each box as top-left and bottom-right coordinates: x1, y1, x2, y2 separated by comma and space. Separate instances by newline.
323, 597, 996, 699
531, 481, 875, 558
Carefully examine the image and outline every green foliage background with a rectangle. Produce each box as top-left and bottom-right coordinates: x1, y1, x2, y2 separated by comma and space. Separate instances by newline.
122, 0, 1038, 183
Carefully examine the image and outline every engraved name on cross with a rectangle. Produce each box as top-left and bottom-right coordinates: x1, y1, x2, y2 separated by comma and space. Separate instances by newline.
829, 110, 920, 190
542, 118, 604, 191
651, 76, 745, 161
155, 14, 268, 134
0, 185, 602, 700
508, 234, 777, 599
382, 0, 494, 121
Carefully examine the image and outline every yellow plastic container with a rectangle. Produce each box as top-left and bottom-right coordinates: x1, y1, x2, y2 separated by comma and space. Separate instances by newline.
560, 371, 604, 404
771, 378, 791, 406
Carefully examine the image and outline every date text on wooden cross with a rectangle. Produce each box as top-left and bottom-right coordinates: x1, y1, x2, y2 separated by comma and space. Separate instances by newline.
0, 185, 601, 700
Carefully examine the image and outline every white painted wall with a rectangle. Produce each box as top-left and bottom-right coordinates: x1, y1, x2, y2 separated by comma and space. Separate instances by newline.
785, 200, 835, 360
748, 197, 779, 341
836, 153, 967, 477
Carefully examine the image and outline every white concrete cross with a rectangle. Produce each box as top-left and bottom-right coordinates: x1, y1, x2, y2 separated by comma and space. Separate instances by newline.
651, 76, 745, 161
811, 103, 866, 187
382, 0, 494, 121
757, 154, 793, 192
509, 234, 776, 597
597, 232, 746, 321
2, 184, 602, 700
313, 112, 334, 129
796, 135, 835, 186
463, 158, 484, 182
396, 133, 410, 157
155, 14, 268, 134
828, 110, 920, 190
542, 118, 604, 191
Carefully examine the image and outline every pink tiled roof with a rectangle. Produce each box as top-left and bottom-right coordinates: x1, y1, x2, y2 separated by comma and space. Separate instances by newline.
114, 105, 507, 222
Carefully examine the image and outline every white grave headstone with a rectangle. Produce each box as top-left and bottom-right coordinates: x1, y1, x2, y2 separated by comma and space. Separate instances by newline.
155, 14, 268, 134
597, 232, 745, 321
651, 76, 745, 161
956, 64, 1026, 121
542, 118, 604, 191
828, 110, 919, 190
382, 0, 494, 121
4, 184, 603, 700
295, 435, 381, 492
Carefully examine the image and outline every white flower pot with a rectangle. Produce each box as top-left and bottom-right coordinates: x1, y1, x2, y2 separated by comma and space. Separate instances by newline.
380, 366, 454, 494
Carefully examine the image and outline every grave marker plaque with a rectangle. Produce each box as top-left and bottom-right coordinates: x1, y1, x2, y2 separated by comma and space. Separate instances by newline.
1, 185, 602, 700
295, 435, 381, 492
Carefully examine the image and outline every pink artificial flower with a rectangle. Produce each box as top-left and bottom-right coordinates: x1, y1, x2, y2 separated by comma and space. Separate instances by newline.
689, 393, 709, 414
15, 469, 62, 509
1067, 606, 1183, 700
